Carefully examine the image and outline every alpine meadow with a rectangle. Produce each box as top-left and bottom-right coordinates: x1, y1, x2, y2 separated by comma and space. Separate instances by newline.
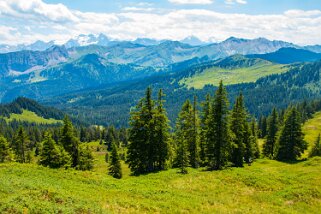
1, 0, 321, 213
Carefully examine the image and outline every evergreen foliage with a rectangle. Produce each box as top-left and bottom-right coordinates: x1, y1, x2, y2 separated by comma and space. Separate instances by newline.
77, 145, 94, 171
206, 81, 231, 170
309, 134, 321, 157
263, 108, 279, 158
60, 116, 79, 167
127, 87, 170, 175
39, 132, 71, 168
276, 108, 307, 161
108, 143, 123, 179
12, 127, 29, 163
0, 135, 12, 162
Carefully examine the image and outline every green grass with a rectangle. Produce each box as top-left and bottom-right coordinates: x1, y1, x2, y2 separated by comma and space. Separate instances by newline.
1, 113, 321, 213
180, 63, 289, 89
0, 158, 320, 213
2, 109, 62, 125
302, 111, 321, 157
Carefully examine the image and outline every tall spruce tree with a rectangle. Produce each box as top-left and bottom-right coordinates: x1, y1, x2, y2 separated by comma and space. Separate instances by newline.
190, 96, 200, 168
250, 119, 260, 159
200, 94, 211, 166
263, 108, 278, 158
77, 145, 94, 171
230, 94, 247, 167
153, 89, 171, 170
206, 81, 230, 170
109, 143, 122, 179
12, 127, 28, 163
60, 116, 79, 167
309, 134, 321, 157
128, 87, 171, 174
276, 108, 307, 161
174, 100, 194, 172
39, 132, 71, 168
0, 135, 12, 163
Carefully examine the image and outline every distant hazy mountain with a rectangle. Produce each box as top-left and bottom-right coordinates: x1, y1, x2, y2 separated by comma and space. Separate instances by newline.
304, 45, 321, 53
180, 36, 208, 46
247, 47, 321, 64
0, 40, 55, 53
64, 33, 112, 48
0, 45, 68, 77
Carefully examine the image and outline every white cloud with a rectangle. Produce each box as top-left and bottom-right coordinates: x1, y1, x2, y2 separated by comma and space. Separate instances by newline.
225, 0, 247, 5
122, 7, 156, 12
0, 0, 321, 45
168, 0, 213, 5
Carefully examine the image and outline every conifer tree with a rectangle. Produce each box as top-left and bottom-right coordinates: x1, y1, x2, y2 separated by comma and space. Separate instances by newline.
60, 116, 79, 167
190, 96, 200, 168
263, 108, 278, 158
250, 119, 260, 159
177, 137, 189, 174
39, 132, 71, 168
230, 94, 247, 167
174, 100, 193, 172
127, 87, 156, 174
276, 108, 307, 161
109, 143, 122, 179
206, 81, 230, 170
309, 134, 321, 157
0, 135, 12, 163
12, 127, 28, 163
153, 89, 171, 170
200, 94, 211, 166
77, 145, 94, 170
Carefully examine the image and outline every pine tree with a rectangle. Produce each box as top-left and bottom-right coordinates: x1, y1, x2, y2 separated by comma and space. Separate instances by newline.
127, 87, 156, 174
230, 93, 247, 167
276, 108, 307, 161
0, 135, 12, 163
12, 127, 28, 163
309, 134, 321, 157
263, 108, 278, 158
250, 119, 260, 159
60, 116, 79, 167
39, 132, 71, 168
190, 96, 200, 168
206, 81, 230, 170
200, 94, 211, 166
174, 100, 193, 172
153, 89, 171, 170
77, 145, 94, 170
177, 137, 189, 174
108, 143, 122, 179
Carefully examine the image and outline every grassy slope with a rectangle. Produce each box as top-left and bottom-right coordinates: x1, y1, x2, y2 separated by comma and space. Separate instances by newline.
0, 158, 320, 213
302, 111, 321, 156
1, 114, 321, 213
180, 63, 289, 89
2, 109, 62, 124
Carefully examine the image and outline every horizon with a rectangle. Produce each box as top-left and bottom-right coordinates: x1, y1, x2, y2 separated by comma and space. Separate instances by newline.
0, 0, 321, 46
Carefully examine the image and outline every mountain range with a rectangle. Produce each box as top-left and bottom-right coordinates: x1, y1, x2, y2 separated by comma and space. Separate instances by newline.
1, 35, 321, 126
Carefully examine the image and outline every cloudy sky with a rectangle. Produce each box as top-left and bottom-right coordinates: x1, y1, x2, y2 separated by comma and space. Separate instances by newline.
1, 0, 321, 45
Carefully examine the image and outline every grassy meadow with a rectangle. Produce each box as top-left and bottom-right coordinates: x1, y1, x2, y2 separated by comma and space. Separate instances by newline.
0, 113, 321, 213
180, 63, 289, 89
2, 110, 62, 125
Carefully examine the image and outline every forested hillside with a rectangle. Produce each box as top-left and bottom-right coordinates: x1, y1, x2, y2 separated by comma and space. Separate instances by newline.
45, 59, 321, 127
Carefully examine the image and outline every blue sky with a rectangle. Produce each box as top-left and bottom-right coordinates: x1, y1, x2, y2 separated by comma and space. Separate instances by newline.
43, 0, 321, 15
1, 0, 321, 45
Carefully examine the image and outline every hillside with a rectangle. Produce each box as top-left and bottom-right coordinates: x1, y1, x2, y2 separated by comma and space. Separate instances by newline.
0, 156, 320, 213
247, 48, 321, 64
179, 55, 289, 88
303, 111, 321, 156
44, 59, 321, 127
0, 97, 79, 125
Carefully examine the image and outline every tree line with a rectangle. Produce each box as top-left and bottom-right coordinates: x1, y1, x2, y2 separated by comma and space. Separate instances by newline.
1, 82, 321, 178
127, 81, 319, 175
